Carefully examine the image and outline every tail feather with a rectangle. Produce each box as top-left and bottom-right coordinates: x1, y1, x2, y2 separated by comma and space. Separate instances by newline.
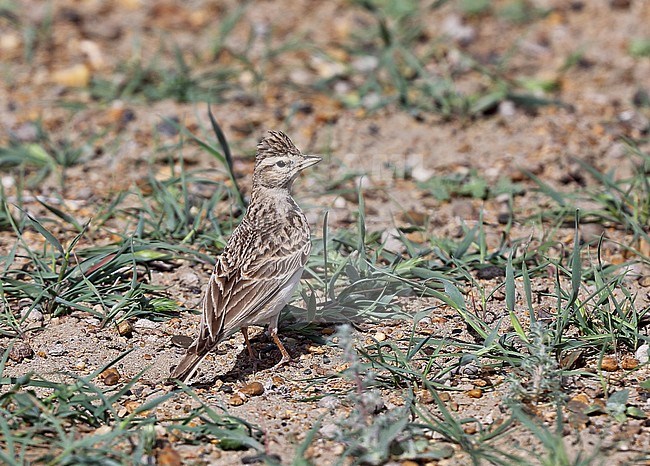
169, 347, 209, 384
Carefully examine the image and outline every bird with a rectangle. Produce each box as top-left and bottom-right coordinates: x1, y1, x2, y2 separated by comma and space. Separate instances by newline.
170, 130, 321, 383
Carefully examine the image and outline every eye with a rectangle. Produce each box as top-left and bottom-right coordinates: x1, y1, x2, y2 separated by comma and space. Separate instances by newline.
276, 160, 287, 167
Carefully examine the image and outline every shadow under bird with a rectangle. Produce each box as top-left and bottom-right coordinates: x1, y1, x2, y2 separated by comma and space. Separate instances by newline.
170, 130, 321, 383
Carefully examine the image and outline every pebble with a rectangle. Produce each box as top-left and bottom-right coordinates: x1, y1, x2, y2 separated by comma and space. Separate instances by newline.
228, 394, 244, 406
317, 395, 340, 409
635, 344, 649, 364
399, 210, 427, 226
117, 320, 133, 337
581, 223, 606, 244
100, 368, 121, 385
11, 122, 39, 142
179, 271, 200, 287
156, 117, 180, 136
156, 444, 182, 466
600, 356, 619, 372
9, 341, 34, 362
621, 356, 639, 370
497, 212, 512, 225
20, 308, 44, 321
380, 228, 406, 253
79, 40, 104, 69
47, 344, 67, 357
499, 100, 516, 118
351, 55, 379, 73
319, 423, 340, 439
442, 14, 476, 45
239, 382, 264, 397
451, 199, 476, 220
134, 318, 158, 330
610, 0, 631, 9
124, 400, 141, 414
0, 32, 20, 53
374, 332, 387, 342
465, 388, 483, 399
52, 64, 91, 87
171, 335, 193, 349
419, 390, 434, 404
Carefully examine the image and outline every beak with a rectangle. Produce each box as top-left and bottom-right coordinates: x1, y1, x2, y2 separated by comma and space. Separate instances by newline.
298, 155, 322, 170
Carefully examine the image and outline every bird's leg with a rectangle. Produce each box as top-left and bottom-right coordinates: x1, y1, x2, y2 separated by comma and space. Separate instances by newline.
270, 326, 293, 365
241, 327, 256, 360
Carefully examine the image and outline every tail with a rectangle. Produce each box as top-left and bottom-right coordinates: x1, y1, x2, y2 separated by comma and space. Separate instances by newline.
169, 346, 210, 384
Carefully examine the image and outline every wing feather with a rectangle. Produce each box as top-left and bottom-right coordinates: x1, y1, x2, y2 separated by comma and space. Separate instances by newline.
194, 212, 310, 354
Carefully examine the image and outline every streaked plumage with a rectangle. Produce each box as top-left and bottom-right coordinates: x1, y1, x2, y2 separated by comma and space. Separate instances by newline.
170, 131, 320, 383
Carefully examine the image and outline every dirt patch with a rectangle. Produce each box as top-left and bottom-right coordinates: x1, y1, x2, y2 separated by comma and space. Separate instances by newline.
1, 0, 650, 464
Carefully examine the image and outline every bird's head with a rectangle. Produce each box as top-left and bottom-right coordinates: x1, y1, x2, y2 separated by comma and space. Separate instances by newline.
253, 131, 321, 190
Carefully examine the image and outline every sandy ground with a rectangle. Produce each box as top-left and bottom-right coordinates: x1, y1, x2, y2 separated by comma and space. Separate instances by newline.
2, 0, 650, 464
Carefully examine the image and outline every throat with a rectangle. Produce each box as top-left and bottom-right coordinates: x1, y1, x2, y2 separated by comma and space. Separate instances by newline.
250, 184, 293, 203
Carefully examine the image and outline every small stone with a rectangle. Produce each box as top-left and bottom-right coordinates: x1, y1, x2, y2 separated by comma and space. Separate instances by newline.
94, 425, 112, 436
101, 368, 121, 385
20, 308, 44, 322
52, 64, 91, 87
380, 228, 406, 253
0, 32, 20, 53
570, 393, 590, 406
465, 388, 483, 399
640, 239, 650, 258
47, 344, 67, 357
79, 40, 104, 69
581, 223, 606, 244
476, 266, 505, 280
171, 335, 193, 349
451, 199, 476, 220
228, 394, 244, 406
351, 55, 379, 73
609, 0, 630, 9
156, 117, 180, 136
639, 276, 650, 287
321, 327, 335, 335
499, 100, 516, 118
419, 390, 434, 404
179, 271, 200, 287
317, 395, 340, 409
124, 400, 141, 414
307, 345, 326, 354
156, 444, 182, 466
600, 356, 619, 372
240, 382, 264, 397
134, 318, 158, 330
405, 231, 427, 243
400, 210, 427, 226
633, 88, 650, 108
319, 423, 340, 439
621, 356, 639, 370
442, 14, 476, 45
11, 122, 39, 143
497, 212, 511, 225
463, 424, 477, 435
374, 332, 387, 342
9, 341, 34, 362
117, 320, 133, 337
635, 344, 649, 364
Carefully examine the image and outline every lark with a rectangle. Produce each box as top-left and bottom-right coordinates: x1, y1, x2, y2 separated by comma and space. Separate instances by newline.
170, 131, 321, 383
